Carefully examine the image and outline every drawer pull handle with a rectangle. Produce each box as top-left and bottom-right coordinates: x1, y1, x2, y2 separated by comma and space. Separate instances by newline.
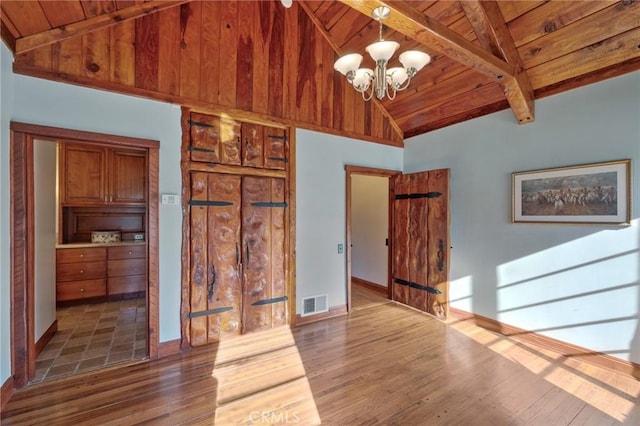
128, 251, 132, 255
80, 270, 84, 274
80, 288, 85, 292
80, 254, 84, 258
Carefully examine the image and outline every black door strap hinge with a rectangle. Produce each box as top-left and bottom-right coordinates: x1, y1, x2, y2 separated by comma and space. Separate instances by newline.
188, 306, 233, 319
251, 295, 289, 306
394, 278, 441, 294
189, 200, 234, 207
395, 192, 442, 200
250, 202, 288, 208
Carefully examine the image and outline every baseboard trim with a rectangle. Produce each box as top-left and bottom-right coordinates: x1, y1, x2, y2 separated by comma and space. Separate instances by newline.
35, 320, 58, 358
158, 339, 182, 358
352, 277, 387, 295
1, 376, 14, 411
449, 307, 640, 380
294, 304, 348, 326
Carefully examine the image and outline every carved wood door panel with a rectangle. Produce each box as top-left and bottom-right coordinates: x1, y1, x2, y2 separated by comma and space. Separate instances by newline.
391, 169, 450, 319
188, 172, 287, 346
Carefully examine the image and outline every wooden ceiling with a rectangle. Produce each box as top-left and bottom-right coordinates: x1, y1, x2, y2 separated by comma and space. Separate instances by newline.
1, 1, 639, 146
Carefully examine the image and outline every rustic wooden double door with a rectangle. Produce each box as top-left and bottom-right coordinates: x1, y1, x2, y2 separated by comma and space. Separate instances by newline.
391, 169, 450, 319
187, 171, 287, 346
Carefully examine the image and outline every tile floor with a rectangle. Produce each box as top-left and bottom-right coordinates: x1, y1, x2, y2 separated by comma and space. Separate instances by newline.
33, 297, 147, 383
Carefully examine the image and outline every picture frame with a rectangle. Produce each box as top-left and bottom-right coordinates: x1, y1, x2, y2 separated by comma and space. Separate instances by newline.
512, 160, 631, 225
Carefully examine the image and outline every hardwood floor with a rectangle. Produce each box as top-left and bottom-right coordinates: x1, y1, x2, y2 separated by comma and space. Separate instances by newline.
2, 285, 639, 425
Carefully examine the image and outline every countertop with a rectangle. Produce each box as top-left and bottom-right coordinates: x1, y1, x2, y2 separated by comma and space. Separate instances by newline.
56, 241, 146, 249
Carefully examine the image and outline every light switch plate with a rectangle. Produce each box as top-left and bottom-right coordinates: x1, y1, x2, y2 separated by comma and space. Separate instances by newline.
161, 194, 179, 205
338, 243, 343, 254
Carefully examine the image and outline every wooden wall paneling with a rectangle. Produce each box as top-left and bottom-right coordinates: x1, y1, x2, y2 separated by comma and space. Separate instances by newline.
199, 0, 221, 104
109, 20, 135, 86
206, 173, 242, 341
518, 1, 640, 69
219, 116, 241, 166
426, 169, 449, 319
264, 127, 287, 171
18, 45, 51, 70
134, 13, 159, 91
497, 1, 545, 23
282, 4, 298, 120
320, 40, 335, 128
295, 6, 318, 124
268, 2, 285, 118
332, 65, 344, 130
242, 177, 273, 333
252, 1, 271, 115
408, 172, 429, 312
82, 28, 110, 80
392, 174, 410, 305
217, 0, 238, 108
235, 0, 254, 111
189, 112, 221, 163
157, 6, 181, 95
241, 122, 264, 168
342, 70, 356, 133
527, 27, 640, 90
270, 178, 287, 327
55, 36, 84, 77
178, 2, 201, 100
188, 171, 209, 346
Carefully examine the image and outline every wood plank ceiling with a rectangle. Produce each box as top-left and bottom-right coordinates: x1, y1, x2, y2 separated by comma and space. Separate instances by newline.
1, 0, 639, 145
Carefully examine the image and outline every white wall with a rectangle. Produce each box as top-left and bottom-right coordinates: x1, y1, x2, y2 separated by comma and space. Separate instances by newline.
351, 175, 388, 286
33, 140, 57, 340
0, 41, 184, 374
296, 130, 402, 311
404, 72, 640, 364
1, 42, 14, 385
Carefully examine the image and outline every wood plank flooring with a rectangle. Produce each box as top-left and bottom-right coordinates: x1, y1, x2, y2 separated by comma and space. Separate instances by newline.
2, 284, 639, 425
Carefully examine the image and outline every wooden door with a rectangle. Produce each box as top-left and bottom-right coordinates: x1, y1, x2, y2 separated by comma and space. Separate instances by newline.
242, 176, 288, 333
189, 172, 242, 346
241, 123, 264, 168
264, 128, 287, 170
391, 169, 449, 318
110, 149, 146, 205
60, 144, 107, 205
189, 112, 241, 165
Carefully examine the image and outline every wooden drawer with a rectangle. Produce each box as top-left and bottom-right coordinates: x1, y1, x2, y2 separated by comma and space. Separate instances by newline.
57, 279, 106, 301
108, 244, 146, 260
57, 247, 106, 264
108, 275, 146, 295
108, 258, 146, 277
56, 261, 106, 282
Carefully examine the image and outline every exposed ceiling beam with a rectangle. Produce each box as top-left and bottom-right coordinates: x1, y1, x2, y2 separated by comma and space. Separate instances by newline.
462, 0, 534, 123
298, 0, 405, 141
339, 0, 534, 124
15, 0, 191, 55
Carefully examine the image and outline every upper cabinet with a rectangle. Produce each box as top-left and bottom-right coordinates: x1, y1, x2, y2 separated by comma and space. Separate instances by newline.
188, 112, 287, 170
60, 143, 146, 206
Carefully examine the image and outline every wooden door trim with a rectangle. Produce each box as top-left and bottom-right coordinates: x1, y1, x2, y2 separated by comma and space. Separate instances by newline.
345, 165, 401, 312
9, 121, 160, 388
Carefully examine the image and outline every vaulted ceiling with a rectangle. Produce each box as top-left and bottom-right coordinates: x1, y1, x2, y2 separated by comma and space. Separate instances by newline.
2, 0, 639, 146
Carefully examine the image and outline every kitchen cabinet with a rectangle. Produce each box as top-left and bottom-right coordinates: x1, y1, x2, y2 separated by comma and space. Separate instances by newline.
60, 143, 146, 206
188, 112, 287, 170
56, 244, 146, 302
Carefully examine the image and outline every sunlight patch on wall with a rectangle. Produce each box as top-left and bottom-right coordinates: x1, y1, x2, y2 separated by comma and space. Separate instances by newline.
449, 275, 473, 312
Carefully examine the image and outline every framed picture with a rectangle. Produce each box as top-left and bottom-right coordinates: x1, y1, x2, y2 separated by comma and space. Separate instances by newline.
512, 160, 631, 225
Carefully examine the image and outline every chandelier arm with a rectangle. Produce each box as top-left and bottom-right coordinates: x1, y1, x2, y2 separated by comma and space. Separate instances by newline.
395, 76, 413, 92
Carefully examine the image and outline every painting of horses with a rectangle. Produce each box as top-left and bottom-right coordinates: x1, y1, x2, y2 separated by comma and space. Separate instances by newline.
512, 160, 631, 224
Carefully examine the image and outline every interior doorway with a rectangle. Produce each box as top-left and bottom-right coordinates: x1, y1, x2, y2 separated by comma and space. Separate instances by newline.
345, 165, 401, 311
9, 122, 160, 388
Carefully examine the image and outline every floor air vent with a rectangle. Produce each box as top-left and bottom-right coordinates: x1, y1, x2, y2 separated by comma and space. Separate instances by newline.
301, 295, 328, 316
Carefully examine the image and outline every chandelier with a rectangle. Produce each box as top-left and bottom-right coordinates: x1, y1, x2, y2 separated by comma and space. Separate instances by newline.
333, 6, 431, 101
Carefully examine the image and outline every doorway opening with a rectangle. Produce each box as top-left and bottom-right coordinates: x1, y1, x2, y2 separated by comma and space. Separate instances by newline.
9, 122, 160, 388
345, 165, 401, 311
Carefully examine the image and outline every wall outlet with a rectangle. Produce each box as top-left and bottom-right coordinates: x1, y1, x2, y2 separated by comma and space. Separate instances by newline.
337, 243, 343, 254
134, 233, 144, 240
